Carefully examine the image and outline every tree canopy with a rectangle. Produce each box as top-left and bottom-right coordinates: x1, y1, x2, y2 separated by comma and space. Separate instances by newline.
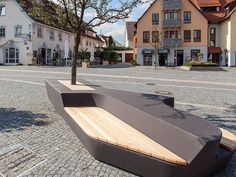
23, 0, 151, 84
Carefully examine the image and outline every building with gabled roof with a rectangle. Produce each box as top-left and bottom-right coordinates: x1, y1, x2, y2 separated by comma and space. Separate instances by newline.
0, 0, 104, 65
133, 0, 236, 67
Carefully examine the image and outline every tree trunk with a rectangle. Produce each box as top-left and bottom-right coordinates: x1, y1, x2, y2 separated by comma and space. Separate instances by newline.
71, 32, 81, 85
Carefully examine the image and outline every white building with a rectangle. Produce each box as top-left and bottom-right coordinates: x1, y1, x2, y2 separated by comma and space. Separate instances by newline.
0, 0, 104, 65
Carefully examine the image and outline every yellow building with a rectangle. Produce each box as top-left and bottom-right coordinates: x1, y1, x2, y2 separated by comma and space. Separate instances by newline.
134, 0, 236, 67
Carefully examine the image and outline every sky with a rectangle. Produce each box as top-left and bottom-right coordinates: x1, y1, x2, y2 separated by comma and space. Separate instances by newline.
92, 3, 151, 45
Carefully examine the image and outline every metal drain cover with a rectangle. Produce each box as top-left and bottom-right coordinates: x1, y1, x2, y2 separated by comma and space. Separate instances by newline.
0, 144, 45, 177
155, 91, 173, 96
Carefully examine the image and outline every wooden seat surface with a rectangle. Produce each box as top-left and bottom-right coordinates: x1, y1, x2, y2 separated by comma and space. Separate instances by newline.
220, 128, 236, 151
64, 107, 187, 165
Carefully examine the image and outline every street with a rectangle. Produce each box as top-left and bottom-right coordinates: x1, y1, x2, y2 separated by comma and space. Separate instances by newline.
0, 65, 235, 177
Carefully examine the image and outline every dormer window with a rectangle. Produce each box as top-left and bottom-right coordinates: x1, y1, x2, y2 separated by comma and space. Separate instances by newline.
0, 5, 6, 16
201, 7, 218, 12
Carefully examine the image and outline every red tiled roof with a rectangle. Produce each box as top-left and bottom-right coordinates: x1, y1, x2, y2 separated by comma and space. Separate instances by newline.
203, 12, 225, 23
192, 0, 233, 7
197, 0, 221, 7
126, 22, 136, 40
208, 47, 222, 53
191, 0, 235, 23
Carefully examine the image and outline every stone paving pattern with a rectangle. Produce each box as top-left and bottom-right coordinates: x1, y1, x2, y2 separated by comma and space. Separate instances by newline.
0, 65, 235, 177
0, 144, 44, 177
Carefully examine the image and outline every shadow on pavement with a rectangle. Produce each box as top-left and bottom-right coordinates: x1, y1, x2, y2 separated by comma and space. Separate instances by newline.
0, 107, 49, 132
181, 104, 236, 133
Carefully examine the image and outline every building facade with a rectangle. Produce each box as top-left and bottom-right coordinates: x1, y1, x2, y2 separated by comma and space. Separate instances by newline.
134, 0, 236, 67
125, 21, 136, 49
0, 0, 103, 65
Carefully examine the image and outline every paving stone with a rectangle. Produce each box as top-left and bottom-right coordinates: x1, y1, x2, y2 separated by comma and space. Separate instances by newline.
0, 66, 235, 177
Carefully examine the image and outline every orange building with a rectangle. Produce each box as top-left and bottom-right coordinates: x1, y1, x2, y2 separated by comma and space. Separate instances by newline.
134, 0, 236, 66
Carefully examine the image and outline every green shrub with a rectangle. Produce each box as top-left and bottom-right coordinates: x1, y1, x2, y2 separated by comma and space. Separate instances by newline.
183, 60, 198, 67
131, 60, 139, 66
101, 51, 112, 61
78, 49, 90, 61
184, 60, 219, 67
110, 52, 118, 63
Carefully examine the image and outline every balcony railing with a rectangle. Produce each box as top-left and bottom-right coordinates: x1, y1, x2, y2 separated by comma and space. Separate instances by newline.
163, 19, 182, 28
163, 38, 181, 47
163, 0, 182, 10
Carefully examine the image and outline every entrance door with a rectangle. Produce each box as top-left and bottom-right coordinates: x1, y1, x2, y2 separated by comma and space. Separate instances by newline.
212, 53, 220, 64
47, 49, 52, 65
41, 48, 46, 65
143, 54, 152, 66
159, 54, 167, 66
175, 50, 184, 66
125, 53, 133, 63
4, 47, 19, 65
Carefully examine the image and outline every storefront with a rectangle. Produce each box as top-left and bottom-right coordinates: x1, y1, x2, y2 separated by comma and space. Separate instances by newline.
208, 47, 222, 65
158, 48, 169, 66
142, 49, 154, 66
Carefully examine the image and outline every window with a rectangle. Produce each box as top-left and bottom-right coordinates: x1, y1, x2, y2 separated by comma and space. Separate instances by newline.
152, 31, 159, 43
184, 30, 191, 42
152, 13, 159, 25
0, 26, 5, 37
37, 26, 43, 38
58, 33, 62, 41
5, 47, 19, 64
210, 28, 216, 47
164, 30, 178, 38
15, 25, 22, 37
49, 30, 54, 40
194, 30, 201, 42
143, 31, 150, 43
191, 49, 200, 60
184, 11, 191, 23
33, 51, 38, 58
0, 5, 6, 16
164, 12, 178, 19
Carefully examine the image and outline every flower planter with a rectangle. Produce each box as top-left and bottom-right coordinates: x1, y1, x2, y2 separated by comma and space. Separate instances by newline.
82, 61, 90, 68
103, 61, 109, 65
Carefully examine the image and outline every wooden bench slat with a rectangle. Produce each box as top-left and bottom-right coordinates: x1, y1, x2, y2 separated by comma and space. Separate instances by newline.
65, 107, 187, 166
220, 128, 236, 151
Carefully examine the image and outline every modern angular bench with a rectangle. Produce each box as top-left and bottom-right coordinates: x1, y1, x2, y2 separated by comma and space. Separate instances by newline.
46, 80, 236, 177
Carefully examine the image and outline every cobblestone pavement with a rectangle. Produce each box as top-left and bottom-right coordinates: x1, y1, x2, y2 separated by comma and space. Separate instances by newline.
0, 65, 235, 177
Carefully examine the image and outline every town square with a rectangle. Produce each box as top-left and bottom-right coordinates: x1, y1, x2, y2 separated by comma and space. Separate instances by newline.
0, 0, 236, 177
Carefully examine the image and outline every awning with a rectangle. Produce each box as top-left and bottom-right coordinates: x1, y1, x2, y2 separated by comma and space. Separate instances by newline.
142, 49, 154, 54
208, 47, 222, 54
158, 48, 170, 54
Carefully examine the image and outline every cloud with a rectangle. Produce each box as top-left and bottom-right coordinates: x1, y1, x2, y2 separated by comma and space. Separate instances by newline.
95, 22, 126, 44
